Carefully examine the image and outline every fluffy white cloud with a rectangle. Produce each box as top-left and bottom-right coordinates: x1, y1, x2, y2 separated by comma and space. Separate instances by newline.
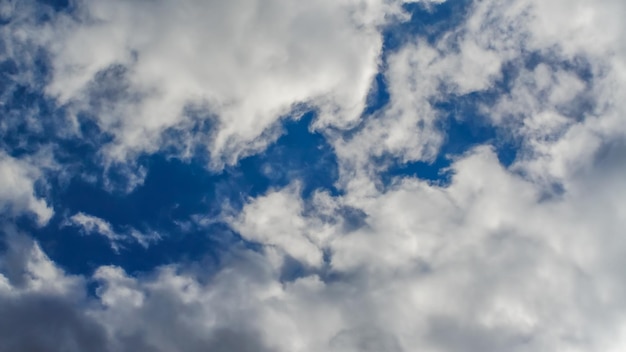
0, 152, 53, 225
33, 0, 415, 169
331, 6, 512, 189
220, 0, 626, 350
2, 0, 626, 351
334, 0, 626, 189
229, 183, 340, 268
3, 141, 626, 351
461, 0, 626, 188
220, 145, 626, 351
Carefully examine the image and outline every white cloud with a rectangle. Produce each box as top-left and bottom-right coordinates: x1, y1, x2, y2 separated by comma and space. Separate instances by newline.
67, 213, 124, 251
230, 184, 337, 268
67, 212, 161, 252
30, 0, 417, 170
2, 0, 626, 351
331, 9, 511, 189
458, 0, 626, 190
0, 229, 83, 297
215, 0, 626, 350
219, 145, 626, 351
0, 152, 53, 225
4, 141, 626, 351
333, 39, 445, 188
332, 0, 626, 190
0, 1, 67, 143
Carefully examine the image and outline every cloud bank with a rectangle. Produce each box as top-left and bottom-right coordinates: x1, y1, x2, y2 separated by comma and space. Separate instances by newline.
1, 0, 626, 351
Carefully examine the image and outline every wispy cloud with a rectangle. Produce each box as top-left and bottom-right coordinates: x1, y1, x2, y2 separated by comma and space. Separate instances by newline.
66, 213, 161, 253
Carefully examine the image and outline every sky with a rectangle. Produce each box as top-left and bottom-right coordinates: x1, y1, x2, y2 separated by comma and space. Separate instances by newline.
1, 0, 626, 351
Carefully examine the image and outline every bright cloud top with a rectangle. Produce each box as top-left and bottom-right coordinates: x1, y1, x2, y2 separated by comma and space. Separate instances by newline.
1, 0, 626, 351
40, 0, 411, 168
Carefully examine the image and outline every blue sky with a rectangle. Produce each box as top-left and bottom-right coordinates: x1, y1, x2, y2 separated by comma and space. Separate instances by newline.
1, 0, 626, 351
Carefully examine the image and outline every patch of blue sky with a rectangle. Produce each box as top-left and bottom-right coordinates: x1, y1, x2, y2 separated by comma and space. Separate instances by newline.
35, 0, 71, 12
384, 0, 472, 52
238, 112, 340, 199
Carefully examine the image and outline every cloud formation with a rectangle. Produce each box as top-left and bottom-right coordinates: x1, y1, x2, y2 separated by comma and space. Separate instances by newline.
0, 152, 52, 225
38, 0, 411, 168
1, 0, 626, 351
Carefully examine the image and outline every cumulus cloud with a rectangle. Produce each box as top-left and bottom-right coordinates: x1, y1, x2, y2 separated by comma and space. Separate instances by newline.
0, 152, 53, 225
229, 183, 332, 268
3, 142, 626, 351
31, 0, 414, 169
1, 0, 626, 351
460, 0, 626, 188
0, 230, 108, 352
331, 4, 512, 189
225, 145, 626, 351
333, 0, 626, 189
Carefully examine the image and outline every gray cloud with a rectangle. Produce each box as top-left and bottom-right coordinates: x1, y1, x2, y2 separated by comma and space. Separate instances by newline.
0, 293, 273, 352
0, 294, 110, 352
329, 326, 403, 352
